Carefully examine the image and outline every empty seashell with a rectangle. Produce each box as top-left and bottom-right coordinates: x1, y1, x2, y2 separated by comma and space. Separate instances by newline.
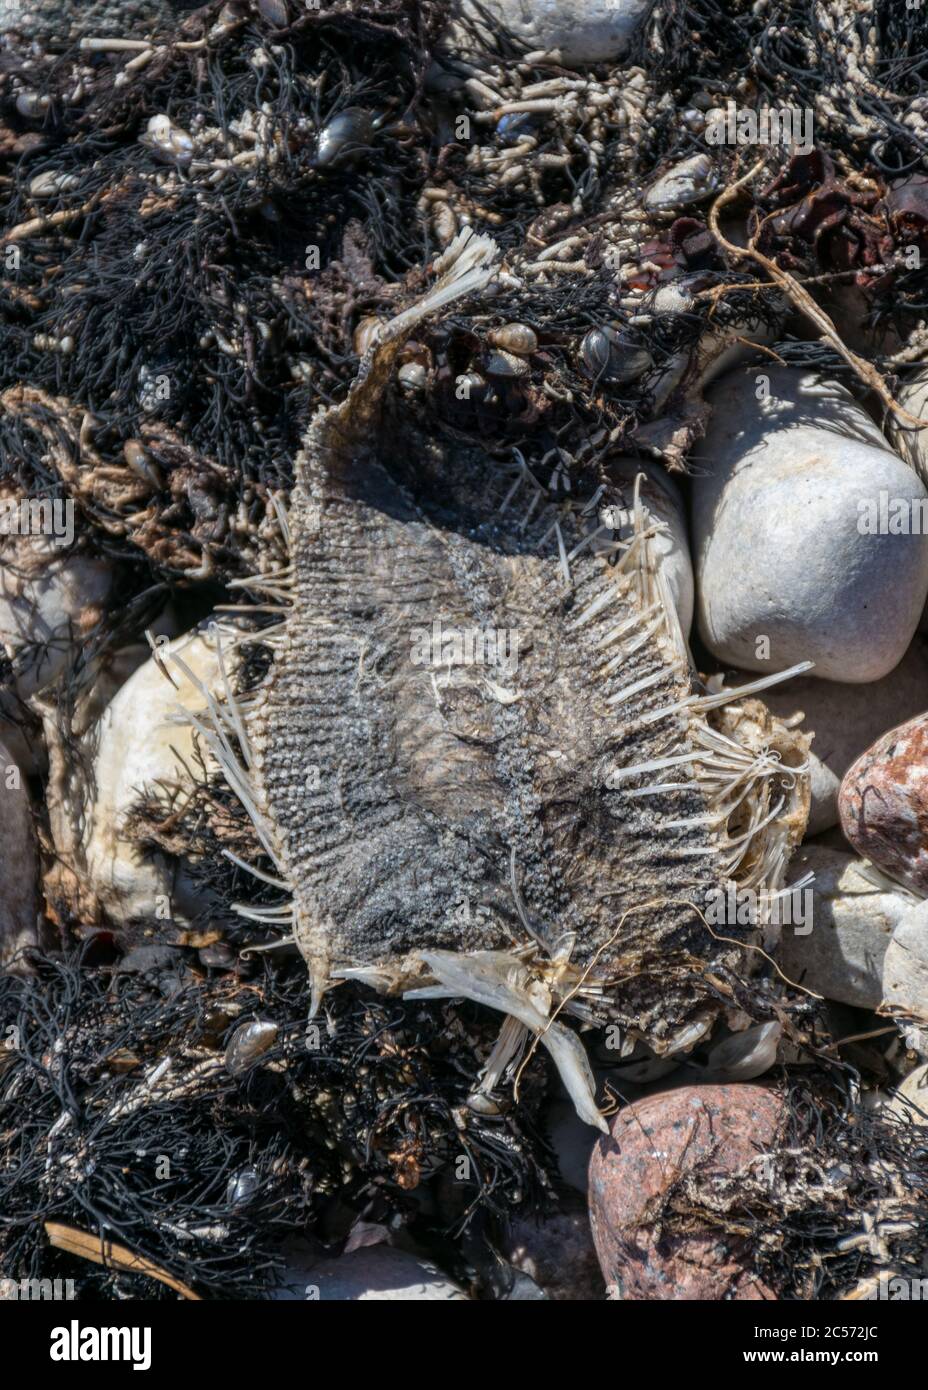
397, 361, 427, 390
28, 170, 81, 198
642, 280, 697, 316
496, 112, 538, 145
224, 1019, 279, 1074
142, 114, 194, 164
314, 108, 375, 168
15, 90, 49, 118
699, 1020, 782, 1081
644, 154, 717, 211
226, 1166, 262, 1205
488, 323, 538, 356
580, 326, 652, 384
257, 0, 289, 25
123, 439, 163, 489
353, 316, 385, 355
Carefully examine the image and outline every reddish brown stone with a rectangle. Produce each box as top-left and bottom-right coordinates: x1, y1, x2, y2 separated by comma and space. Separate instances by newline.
588, 1084, 783, 1300
838, 712, 928, 895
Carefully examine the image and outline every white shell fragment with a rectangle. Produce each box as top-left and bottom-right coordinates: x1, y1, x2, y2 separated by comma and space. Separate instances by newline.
141, 113, 194, 164
698, 1021, 782, 1082
694, 368, 928, 683
643, 154, 717, 211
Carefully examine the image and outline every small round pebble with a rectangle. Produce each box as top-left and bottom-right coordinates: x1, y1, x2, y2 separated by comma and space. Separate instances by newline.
589, 1084, 783, 1300
839, 711, 928, 894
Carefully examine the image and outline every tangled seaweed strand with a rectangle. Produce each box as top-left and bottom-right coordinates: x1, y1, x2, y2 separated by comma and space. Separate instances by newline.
0, 0, 452, 580
0, 947, 552, 1299
651, 1073, 928, 1300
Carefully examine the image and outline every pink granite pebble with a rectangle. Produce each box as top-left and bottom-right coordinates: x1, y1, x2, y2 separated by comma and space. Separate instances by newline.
588, 1084, 783, 1300
839, 712, 928, 895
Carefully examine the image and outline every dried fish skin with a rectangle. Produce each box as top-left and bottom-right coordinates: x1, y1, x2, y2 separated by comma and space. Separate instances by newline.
176, 233, 809, 1120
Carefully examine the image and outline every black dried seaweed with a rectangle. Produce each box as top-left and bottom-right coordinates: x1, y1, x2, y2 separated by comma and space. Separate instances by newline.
0, 947, 552, 1299
648, 1072, 928, 1301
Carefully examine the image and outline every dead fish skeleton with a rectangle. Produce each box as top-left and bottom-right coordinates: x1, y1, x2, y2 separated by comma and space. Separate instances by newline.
173, 230, 811, 1130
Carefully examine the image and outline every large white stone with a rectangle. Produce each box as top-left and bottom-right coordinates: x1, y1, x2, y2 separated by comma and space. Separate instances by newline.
883, 899, 928, 1024
0, 741, 38, 972
46, 627, 231, 925
722, 637, 928, 834
442, 0, 652, 66
779, 846, 912, 1009
605, 458, 694, 636
693, 368, 928, 683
